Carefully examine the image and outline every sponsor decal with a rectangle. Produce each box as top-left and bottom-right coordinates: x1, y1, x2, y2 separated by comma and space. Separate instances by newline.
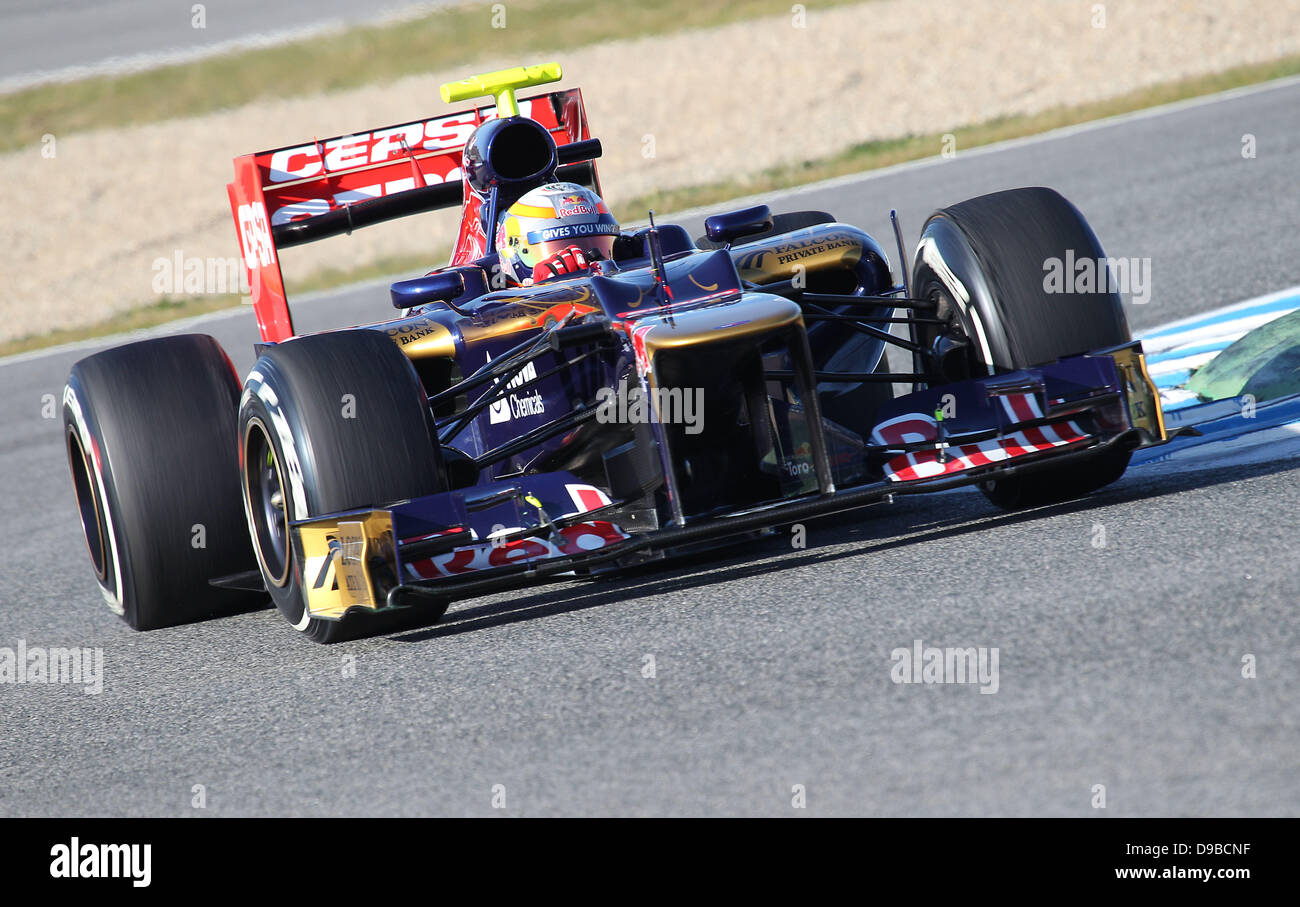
237, 201, 275, 269
556, 193, 596, 217
258, 100, 554, 226
386, 319, 447, 345
528, 220, 619, 243
736, 230, 856, 271
262, 103, 534, 184
486, 356, 546, 424
403, 520, 628, 579
783, 458, 814, 477
871, 404, 1088, 482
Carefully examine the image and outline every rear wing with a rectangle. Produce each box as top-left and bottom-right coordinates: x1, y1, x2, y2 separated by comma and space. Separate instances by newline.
227, 87, 598, 342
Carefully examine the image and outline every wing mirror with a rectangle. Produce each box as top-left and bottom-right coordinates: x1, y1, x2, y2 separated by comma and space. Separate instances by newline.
703, 204, 774, 246
390, 271, 468, 310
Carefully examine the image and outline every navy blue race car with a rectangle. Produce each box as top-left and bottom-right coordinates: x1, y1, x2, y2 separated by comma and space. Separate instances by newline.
61, 63, 1167, 641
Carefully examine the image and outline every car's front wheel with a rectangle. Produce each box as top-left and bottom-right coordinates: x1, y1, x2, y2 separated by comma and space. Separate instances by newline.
237, 330, 447, 642
911, 187, 1133, 509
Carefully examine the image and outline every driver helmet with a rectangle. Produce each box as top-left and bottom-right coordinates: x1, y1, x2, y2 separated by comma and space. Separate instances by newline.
494, 182, 618, 283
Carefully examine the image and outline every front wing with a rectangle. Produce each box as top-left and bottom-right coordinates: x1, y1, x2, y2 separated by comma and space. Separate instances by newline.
290, 342, 1165, 622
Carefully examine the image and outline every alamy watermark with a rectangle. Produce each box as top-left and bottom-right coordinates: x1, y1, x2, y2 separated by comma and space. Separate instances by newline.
890, 639, 999, 694
50, 838, 150, 887
1043, 251, 1151, 305
595, 384, 704, 434
0, 639, 103, 694
152, 251, 250, 298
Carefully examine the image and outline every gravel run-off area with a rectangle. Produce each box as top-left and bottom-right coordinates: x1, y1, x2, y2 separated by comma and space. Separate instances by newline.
3, 0, 1299, 342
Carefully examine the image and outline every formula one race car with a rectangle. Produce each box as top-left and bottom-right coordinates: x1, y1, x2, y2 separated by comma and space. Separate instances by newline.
62, 63, 1167, 641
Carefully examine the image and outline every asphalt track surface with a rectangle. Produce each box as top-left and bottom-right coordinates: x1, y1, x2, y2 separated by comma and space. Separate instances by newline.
2, 79, 1299, 817
0, 0, 447, 89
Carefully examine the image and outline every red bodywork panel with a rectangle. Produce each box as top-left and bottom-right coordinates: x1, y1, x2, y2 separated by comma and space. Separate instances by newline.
227, 89, 593, 343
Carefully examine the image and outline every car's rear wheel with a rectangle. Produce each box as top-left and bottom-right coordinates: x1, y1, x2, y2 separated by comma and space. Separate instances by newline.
911, 187, 1133, 509
237, 330, 447, 643
62, 334, 260, 629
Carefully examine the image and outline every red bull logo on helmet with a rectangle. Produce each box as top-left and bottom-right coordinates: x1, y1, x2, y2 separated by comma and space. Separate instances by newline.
556, 194, 596, 218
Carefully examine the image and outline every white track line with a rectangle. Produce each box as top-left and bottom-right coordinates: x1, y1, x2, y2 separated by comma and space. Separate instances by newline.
0, 3, 444, 95
0, 274, 401, 367
637, 73, 1300, 227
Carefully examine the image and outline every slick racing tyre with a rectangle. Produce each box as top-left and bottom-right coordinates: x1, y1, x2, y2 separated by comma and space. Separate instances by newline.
911, 187, 1132, 509
237, 330, 446, 643
63, 334, 260, 629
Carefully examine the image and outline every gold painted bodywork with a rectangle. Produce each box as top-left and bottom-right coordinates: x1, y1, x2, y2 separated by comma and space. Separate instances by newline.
383, 316, 457, 358
635, 293, 804, 355
1109, 344, 1168, 444
460, 287, 598, 347
733, 225, 868, 286
297, 509, 397, 619
380, 285, 600, 360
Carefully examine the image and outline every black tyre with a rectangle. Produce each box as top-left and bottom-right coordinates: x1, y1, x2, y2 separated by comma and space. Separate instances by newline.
237, 330, 446, 643
911, 187, 1132, 508
63, 334, 260, 629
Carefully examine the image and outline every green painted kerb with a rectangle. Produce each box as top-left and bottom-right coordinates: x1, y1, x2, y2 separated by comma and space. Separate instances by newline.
1186, 308, 1300, 402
